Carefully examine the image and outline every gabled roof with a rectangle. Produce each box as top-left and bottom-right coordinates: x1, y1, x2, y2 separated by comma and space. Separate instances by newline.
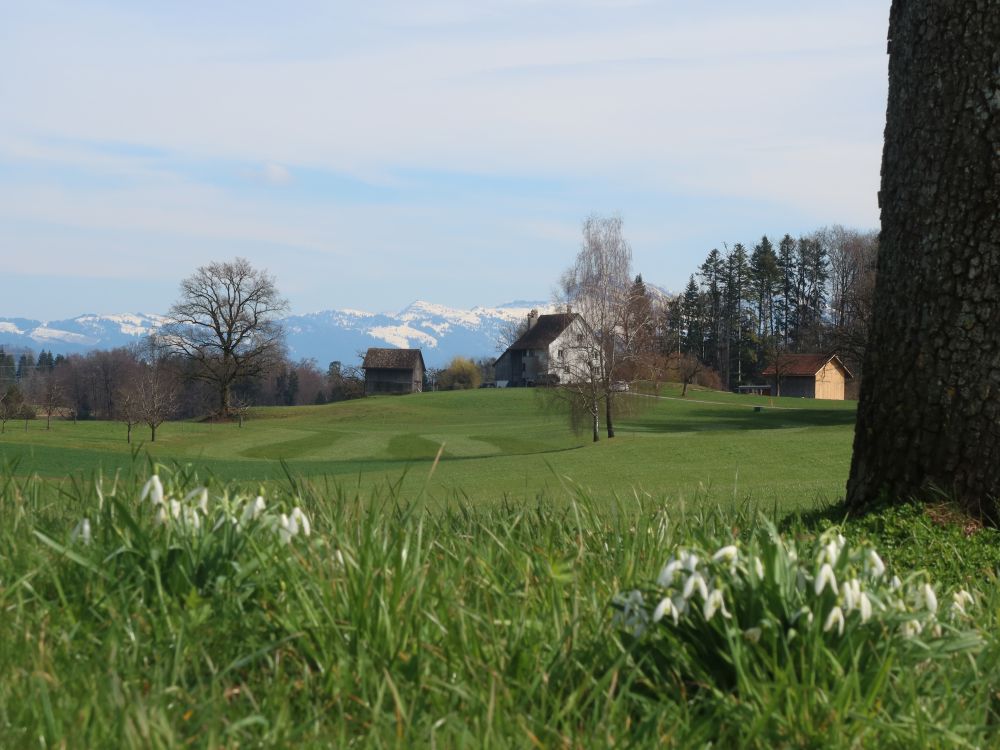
762, 353, 854, 379
505, 313, 579, 351
362, 348, 425, 371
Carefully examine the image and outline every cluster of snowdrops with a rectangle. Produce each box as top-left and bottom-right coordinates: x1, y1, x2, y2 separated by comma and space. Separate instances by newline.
615, 525, 977, 649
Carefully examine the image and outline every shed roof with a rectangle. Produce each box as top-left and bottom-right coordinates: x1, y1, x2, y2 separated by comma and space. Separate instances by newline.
362, 348, 425, 371
761, 353, 853, 379
506, 313, 579, 351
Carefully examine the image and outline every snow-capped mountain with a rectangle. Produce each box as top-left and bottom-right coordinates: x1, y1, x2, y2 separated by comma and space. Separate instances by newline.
0, 301, 556, 367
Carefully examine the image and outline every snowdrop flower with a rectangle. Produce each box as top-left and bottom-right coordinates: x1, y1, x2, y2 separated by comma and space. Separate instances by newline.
613, 590, 649, 636
902, 619, 923, 638
703, 588, 731, 621
858, 592, 873, 623
184, 487, 209, 515
182, 507, 201, 531
680, 550, 700, 572
843, 578, 862, 613
921, 583, 938, 614
792, 606, 814, 626
865, 549, 886, 578
712, 545, 738, 564
815, 564, 839, 596
753, 556, 765, 580
241, 496, 266, 524
72, 518, 92, 545
823, 605, 845, 636
890, 575, 902, 591
290, 507, 311, 537
154, 505, 169, 525
169, 499, 182, 519
653, 596, 680, 625
141, 475, 164, 506
952, 589, 974, 615
657, 559, 683, 588
682, 572, 709, 602
277, 513, 297, 544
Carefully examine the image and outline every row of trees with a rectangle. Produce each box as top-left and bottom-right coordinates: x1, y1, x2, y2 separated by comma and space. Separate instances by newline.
542, 217, 875, 442
662, 226, 877, 390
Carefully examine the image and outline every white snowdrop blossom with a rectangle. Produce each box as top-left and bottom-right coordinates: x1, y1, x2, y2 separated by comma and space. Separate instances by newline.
859, 592, 873, 623
683, 572, 709, 602
617, 532, 968, 651
815, 564, 839, 596
921, 583, 938, 614
793, 606, 814, 626
169, 499, 182, 519
613, 590, 649, 636
680, 551, 699, 572
241, 496, 267, 524
658, 560, 683, 588
277, 513, 297, 544
712, 545, 738, 564
865, 549, 886, 578
843, 578, 862, 613
290, 507, 311, 537
952, 589, 974, 615
182, 487, 209, 515
141, 475, 164, 506
653, 596, 680, 625
72, 518, 92, 545
703, 588, 731, 621
823, 605, 845, 636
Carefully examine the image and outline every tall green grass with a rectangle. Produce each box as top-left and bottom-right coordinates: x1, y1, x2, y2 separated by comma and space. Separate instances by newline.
1, 465, 997, 748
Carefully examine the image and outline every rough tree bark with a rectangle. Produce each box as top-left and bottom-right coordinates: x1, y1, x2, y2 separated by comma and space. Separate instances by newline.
846, 0, 1000, 517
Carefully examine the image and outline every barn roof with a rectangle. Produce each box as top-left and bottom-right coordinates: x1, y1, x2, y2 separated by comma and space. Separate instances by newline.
362, 348, 425, 371
506, 313, 579, 351
761, 353, 853, 379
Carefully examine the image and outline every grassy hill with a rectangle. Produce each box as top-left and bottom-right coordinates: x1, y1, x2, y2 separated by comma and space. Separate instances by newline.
0, 385, 856, 510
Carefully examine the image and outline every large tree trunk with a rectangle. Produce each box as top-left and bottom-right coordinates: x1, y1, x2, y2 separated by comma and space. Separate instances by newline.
846, 1, 1000, 518
592, 404, 600, 443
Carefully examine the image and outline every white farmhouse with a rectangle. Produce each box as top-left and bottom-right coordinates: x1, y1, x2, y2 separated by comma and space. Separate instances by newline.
494, 311, 594, 387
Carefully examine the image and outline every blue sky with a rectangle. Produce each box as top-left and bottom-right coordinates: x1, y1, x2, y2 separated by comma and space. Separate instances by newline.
0, 0, 889, 319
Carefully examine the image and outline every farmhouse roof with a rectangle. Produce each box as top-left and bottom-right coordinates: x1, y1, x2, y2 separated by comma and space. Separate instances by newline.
362, 348, 425, 371
507, 313, 579, 350
761, 353, 853, 379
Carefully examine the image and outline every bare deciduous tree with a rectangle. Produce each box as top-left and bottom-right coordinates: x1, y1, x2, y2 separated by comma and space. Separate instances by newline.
116, 383, 142, 443
559, 215, 650, 438
668, 352, 704, 397
164, 258, 288, 417
32, 371, 64, 430
0, 385, 23, 434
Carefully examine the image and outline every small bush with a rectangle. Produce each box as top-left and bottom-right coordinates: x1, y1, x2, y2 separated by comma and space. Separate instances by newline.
438, 356, 482, 390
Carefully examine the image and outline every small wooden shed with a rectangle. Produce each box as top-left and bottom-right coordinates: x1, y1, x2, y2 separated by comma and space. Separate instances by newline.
761, 354, 854, 400
362, 348, 425, 395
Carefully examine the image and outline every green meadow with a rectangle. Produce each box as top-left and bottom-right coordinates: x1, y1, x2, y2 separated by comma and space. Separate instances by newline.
5, 386, 1000, 748
0, 385, 857, 510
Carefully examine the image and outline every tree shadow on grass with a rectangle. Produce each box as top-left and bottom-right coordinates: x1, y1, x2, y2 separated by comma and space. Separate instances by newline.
620, 406, 858, 434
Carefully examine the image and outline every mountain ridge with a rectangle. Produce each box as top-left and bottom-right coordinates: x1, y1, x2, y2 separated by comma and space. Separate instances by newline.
0, 285, 672, 368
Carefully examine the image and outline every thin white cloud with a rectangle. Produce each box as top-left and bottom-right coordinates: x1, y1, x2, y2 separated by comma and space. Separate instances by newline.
0, 0, 890, 314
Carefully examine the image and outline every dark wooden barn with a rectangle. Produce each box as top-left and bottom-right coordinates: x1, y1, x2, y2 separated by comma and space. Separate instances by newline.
362, 348, 425, 395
